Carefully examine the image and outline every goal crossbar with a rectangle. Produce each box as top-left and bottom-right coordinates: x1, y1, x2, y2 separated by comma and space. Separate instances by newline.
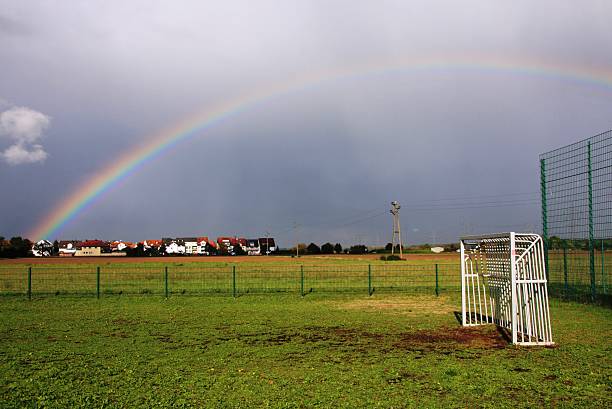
460, 232, 554, 346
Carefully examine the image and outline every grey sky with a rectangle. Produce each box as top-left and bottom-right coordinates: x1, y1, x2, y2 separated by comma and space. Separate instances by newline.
1, 1, 611, 246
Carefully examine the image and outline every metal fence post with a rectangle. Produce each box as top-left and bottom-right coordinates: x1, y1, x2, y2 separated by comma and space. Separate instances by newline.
96, 266, 100, 299
540, 158, 549, 280
587, 141, 596, 301
368, 264, 372, 296
602, 239, 607, 295
164, 266, 169, 298
300, 265, 304, 297
563, 243, 568, 296
435, 264, 439, 297
27, 266, 32, 300
232, 266, 236, 298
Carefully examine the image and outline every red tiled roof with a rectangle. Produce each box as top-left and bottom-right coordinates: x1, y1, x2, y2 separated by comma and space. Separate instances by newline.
78, 240, 108, 248
217, 237, 239, 245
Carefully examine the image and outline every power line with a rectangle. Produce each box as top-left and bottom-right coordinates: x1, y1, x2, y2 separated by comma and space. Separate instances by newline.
401, 191, 539, 205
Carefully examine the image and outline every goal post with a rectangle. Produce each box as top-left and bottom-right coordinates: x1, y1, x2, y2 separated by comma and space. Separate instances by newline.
460, 232, 554, 346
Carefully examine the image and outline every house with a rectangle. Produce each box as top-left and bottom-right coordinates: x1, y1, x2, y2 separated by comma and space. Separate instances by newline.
111, 241, 135, 252
196, 237, 216, 255
245, 239, 261, 256
143, 240, 162, 252
258, 237, 277, 255
74, 240, 110, 256
162, 238, 185, 255
177, 237, 198, 255
58, 240, 79, 256
217, 237, 239, 255
32, 239, 54, 257
238, 238, 248, 253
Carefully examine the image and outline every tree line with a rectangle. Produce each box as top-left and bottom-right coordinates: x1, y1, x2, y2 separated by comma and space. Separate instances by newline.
283, 243, 368, 255
0, 236, 34, 258
547, 236, 611, 250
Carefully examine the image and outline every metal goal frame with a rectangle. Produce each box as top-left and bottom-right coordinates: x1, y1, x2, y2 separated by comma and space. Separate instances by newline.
461, 232, 554, 346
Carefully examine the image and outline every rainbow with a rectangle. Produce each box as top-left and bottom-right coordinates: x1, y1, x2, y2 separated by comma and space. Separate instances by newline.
28, 55, 612, 240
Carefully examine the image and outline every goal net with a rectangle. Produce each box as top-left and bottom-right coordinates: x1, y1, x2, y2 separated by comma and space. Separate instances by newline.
460, 233, 554, 345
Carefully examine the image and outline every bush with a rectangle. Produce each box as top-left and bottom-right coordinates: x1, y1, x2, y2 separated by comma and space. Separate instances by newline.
380, 255, 403, 261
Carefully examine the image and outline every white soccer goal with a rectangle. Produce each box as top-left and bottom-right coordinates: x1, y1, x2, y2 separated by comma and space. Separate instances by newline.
460, 233, 554, 346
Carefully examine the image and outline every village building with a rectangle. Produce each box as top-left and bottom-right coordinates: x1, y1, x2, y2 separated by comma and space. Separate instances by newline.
258, 237, 277, 255
196, 237, 215, 255
142, 240, 162, 251
74, 240, 111, 256
58, 240, 79, 256
32, 239, 54, 257
163, 238, 185, 255
177, 237, 198, 255
111, 241, 135, 252
245, 239, 261, 256
217, 237, 239, 255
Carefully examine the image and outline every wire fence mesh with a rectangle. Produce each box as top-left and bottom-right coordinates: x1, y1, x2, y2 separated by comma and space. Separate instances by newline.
0, 263, 462, 298
540, 130, 611, 303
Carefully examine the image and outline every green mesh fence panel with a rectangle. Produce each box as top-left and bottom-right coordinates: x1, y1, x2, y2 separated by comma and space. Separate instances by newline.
0, 263, 460, 298
540, 130, 611, 303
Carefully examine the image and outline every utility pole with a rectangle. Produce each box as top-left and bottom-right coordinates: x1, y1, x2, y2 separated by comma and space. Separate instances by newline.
390, 201, 403, 257
293, 222, 300, 257
265, 231, 270, 256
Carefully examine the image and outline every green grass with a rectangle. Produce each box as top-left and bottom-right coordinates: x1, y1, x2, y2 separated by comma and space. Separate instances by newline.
1, 293, 610, 408
0, 262, 462, 297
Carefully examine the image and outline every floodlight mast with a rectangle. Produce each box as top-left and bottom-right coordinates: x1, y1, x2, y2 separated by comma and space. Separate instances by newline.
390, 201, 403, 257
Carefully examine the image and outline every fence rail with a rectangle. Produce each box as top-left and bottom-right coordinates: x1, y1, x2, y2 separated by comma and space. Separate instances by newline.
0, 264, 462, 298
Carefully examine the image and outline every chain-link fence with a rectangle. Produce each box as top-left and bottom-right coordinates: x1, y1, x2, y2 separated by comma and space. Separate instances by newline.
540, 130, 611, 303
0, 263, 460, 298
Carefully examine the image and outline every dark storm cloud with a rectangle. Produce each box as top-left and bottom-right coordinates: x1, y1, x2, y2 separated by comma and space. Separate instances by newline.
0, 1, 611, 246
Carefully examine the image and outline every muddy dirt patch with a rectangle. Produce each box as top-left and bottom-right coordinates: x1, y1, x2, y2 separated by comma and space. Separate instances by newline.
228, 324, 507, 354
393, 325, 507, 351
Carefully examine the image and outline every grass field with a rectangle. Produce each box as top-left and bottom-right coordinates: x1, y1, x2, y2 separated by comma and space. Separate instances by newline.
1, 255, 610, 407
0, 255, 462, 298
1, 292, 610, 408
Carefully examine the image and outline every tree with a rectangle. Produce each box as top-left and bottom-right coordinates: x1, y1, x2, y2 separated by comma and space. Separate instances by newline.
334, 243, 342, 254
52, 240, 60, 256
205, 243, 217, 256
7, 237, 32, 258
385, 243, 393, 252
217, 243, 232, 256
349, 245, 368, 254
234, 244, 246, 256
307, 243, 321, 254
146, 245, 160, 257
321, 242, 334, 254
126, 242, 146, 257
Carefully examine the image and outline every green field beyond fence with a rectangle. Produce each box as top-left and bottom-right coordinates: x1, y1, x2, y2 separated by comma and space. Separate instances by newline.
2, 257, 610, 302
0, 263, 461, 298
547, 248, 610, 302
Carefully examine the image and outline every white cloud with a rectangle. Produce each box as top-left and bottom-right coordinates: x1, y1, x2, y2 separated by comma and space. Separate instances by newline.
2, 143, 48, 165
0, 105, 50, 165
